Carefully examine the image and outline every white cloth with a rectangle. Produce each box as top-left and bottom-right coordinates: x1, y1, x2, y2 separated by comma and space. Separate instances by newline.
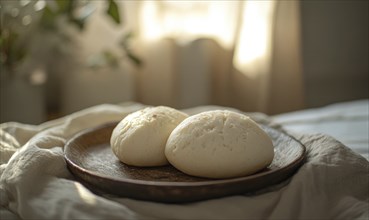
1, 103, 368, 220
273, 100, 369, 160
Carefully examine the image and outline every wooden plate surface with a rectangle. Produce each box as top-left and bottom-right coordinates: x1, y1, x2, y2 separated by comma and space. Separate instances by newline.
64, 122, 305, 203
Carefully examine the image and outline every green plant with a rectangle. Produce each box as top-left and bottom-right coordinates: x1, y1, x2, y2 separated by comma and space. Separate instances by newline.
0, 0, 141, 76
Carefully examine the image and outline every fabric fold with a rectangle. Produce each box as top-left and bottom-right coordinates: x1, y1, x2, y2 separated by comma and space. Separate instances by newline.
0, 103, 368, 219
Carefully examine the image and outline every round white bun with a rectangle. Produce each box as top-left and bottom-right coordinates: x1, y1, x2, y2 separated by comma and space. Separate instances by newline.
110, 106, 188, 167
165, 110, 274, 179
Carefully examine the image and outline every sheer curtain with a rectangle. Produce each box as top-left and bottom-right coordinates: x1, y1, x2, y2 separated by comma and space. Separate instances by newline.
124, 0, 304, 114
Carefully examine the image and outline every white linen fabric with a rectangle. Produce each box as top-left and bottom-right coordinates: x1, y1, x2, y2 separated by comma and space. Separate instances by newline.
273, 100, 369, 161
0, 103, 368, 220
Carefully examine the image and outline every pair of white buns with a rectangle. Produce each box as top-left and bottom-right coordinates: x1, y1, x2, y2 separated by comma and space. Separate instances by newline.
110, 106, 274, 179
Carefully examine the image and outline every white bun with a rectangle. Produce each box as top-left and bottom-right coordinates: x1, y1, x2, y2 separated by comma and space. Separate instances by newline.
165, 110, 274, 178
110, 106, 188, 167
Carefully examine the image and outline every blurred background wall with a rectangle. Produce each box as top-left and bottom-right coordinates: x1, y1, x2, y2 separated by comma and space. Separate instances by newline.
0, 0, 368, 124
300, 1, 368, 108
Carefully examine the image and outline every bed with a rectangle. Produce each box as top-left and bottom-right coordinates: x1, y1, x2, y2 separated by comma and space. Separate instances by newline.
0, 100, 368, 219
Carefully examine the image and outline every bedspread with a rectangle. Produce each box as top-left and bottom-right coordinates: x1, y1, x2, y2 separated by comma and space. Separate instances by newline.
0, 103, 368, 220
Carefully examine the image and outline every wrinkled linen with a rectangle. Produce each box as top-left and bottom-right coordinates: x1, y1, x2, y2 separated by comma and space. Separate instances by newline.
0, 103, 368, 220
273, 100, 369, 160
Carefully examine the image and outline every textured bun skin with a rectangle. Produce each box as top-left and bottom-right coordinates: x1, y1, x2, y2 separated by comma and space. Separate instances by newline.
165, 110, 274, 179
110, 106, 188, 167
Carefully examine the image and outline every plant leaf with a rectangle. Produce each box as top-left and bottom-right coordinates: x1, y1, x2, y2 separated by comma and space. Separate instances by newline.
126, 51, 142, 67
69, 17, 85, 30
103, 50, 119, 67
40, 5, 58, 30
55, 0, 70, 13
106, 0, 121, 24
120, 31, 133, 49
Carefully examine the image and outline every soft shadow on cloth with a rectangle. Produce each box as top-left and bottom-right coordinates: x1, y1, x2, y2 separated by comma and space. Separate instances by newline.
0, 103, 368, 220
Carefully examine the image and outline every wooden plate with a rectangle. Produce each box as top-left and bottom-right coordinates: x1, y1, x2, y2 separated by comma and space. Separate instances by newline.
64, 122, 306, 203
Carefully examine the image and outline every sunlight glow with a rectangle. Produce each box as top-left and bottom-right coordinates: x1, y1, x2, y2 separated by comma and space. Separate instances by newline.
141, 1, 161, 41
140, 1, 238, 48
140, 1, 275, 76
234, 1, 276, 75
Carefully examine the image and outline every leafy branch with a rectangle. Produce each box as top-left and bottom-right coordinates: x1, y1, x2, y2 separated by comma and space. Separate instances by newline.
0, 0, 141, 75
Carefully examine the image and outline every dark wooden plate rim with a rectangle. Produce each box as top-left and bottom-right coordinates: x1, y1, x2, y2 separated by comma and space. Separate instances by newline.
64, 122, 306, 187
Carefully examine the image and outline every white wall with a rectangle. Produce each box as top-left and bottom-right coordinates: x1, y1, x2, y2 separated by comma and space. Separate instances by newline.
57, 1, 136, 115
